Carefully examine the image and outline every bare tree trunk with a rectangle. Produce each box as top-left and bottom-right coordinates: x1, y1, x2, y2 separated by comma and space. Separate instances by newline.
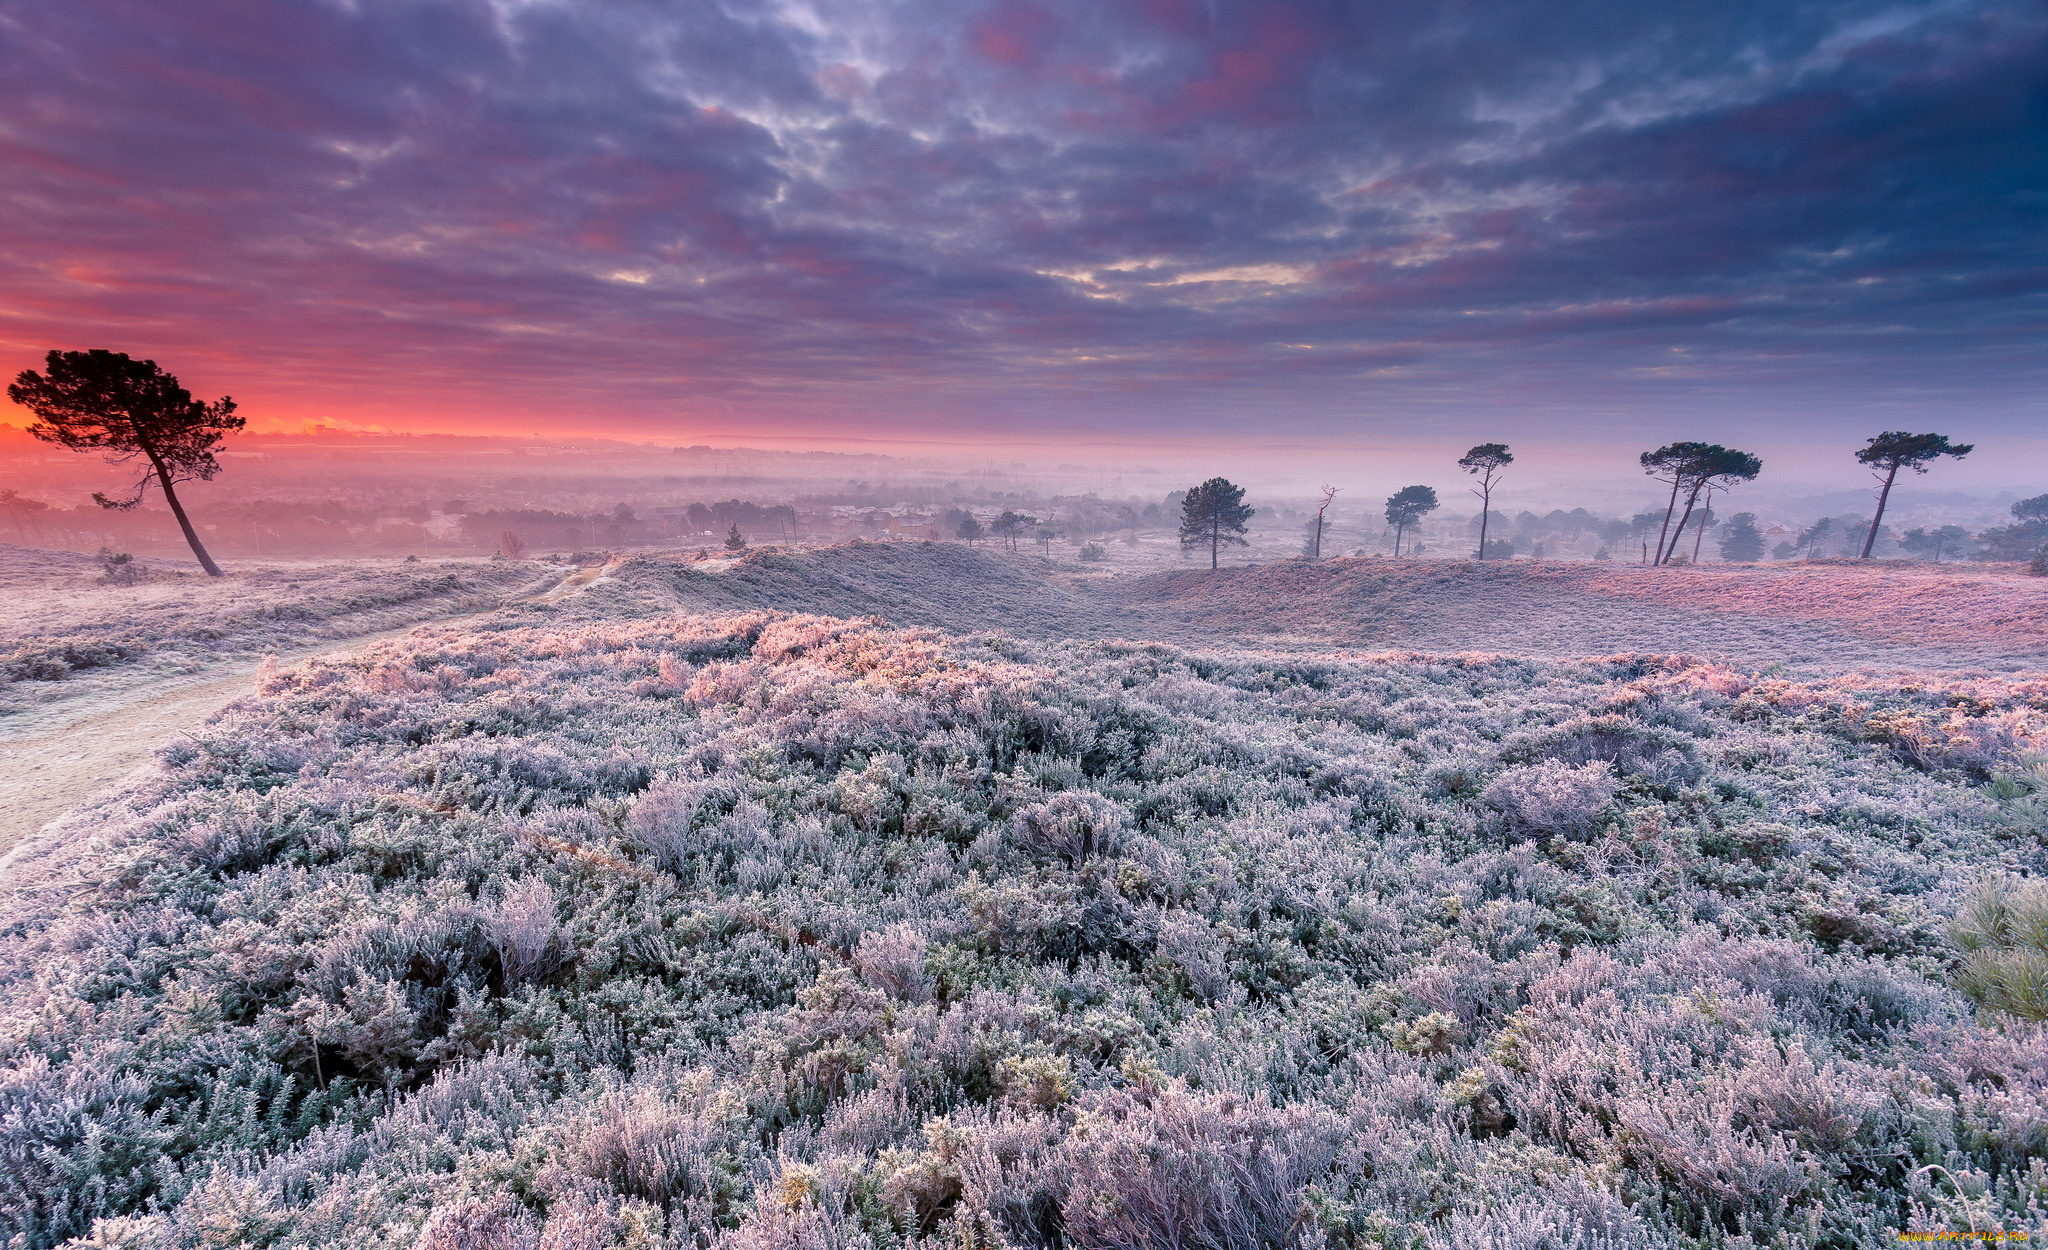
1210, 523, 1219, 570
1659, 484, 1706, 565
148, 453, 223, 576
1861, 464, 1899, 559
1475, 482, 1491, 559
1690, 485, 1712, 563
1653, 477, 1682, 568
1312, 485, 1336, 560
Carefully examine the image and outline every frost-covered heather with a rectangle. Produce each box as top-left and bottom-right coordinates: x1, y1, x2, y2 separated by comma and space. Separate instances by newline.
3, 611, 2047, 1247
0, 544, 545, 707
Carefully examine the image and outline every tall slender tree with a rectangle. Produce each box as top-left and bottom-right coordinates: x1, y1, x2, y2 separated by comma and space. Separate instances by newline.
8, 349, 243, 576
1384, 485, 1439, 557
1689, 489, 1717, 564
1639, 442, 1715, 567
1457, 444, 1512, 559
1855, 431, 1973, 559
1308, 484, 1338, 559
1639, 443, 1761, 565
1178, 477, 1254, 570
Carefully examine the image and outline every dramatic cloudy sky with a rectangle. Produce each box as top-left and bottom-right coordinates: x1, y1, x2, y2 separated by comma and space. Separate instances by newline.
1, 0, 2043, 456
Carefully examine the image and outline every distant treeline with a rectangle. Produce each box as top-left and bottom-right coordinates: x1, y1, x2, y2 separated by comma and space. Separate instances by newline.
670, 500, 798, 536
5, 482, 2044, 566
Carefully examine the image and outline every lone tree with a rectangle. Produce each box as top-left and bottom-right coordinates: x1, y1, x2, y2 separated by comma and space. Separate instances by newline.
955, 512, 984, 545
8, 349, 243, 576
497, 528, 528, 559
725, 523, 747, 551
1718, 512, 1764, 563
1178, 477, 1254, 570
1856, 431, 1973, 559
1796, 517, 1834, 559
1384, 485, 1439, 557
1457, 444, 1512, 559
1307, 483, 1339, 559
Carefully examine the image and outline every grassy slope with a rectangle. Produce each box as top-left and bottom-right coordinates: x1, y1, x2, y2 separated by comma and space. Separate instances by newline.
1106, 557, 2048, 671
0, 544, 550, 713
597, 545, 2048, 674
1570, 559, 2048, 646
608, 543, 1190, 642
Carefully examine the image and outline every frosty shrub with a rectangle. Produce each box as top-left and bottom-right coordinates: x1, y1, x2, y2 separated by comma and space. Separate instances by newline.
487, 877, 565, 987
416, 1197, 540, 1250
1011, 792, 1128, 865
0, 585, 2044, 1247
1480, 759, 1618, 838
853, 924, 934, 1003
1051, 1086, 1345, 1250
1952, 875, 2048, 1021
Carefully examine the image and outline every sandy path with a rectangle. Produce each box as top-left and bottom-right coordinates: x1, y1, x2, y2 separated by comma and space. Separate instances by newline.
0, 562, 610, 859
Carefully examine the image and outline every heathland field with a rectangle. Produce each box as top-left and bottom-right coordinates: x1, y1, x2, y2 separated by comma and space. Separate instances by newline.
0, 543, 548, 722
607, 543, 2048, 674
2, 542, 2046, 1248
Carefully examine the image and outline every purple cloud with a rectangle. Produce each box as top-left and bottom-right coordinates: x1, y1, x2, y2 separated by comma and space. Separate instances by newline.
0, 0, 2041, 445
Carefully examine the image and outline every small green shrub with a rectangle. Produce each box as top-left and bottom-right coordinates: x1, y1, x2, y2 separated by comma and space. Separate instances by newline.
1951, 875, 2048, 1020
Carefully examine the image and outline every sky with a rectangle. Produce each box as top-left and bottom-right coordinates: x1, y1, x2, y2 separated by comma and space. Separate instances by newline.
1, 0, 2044, 471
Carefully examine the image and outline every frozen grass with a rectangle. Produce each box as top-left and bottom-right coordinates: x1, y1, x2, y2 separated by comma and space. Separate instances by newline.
2, 607, 2047, 1246
1109, 555, 2048, 673
1569, 559, 2048, 651
0, 544, 547, 718
544, 544, 2048, 676
613, 543, 1187, 643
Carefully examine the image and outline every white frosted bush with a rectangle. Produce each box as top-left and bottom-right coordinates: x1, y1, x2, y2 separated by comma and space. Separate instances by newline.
1482, 760, 1618, 838
1051, 1086, 1345, 1250
415, 1197, 539, 1250
851, 924, 932, 1003
1011, 793, 1129, 865
556, 1069, 749, 1212
1153, 911, 1230, 1002
488, 878, 564, 987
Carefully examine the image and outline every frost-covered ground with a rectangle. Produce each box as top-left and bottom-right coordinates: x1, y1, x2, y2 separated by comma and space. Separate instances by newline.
2, 602, 2047, 1246
1112, 555, 2048, 674
3, 542, 2047, 1247
570, 544, 2048, 676
0, 544, 550, 722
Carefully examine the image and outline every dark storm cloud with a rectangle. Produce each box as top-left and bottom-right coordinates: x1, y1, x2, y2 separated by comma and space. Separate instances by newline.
0, 0, 2041, 438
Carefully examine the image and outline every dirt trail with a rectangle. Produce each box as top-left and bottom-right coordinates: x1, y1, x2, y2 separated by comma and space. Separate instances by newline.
0, 562, 610, 859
